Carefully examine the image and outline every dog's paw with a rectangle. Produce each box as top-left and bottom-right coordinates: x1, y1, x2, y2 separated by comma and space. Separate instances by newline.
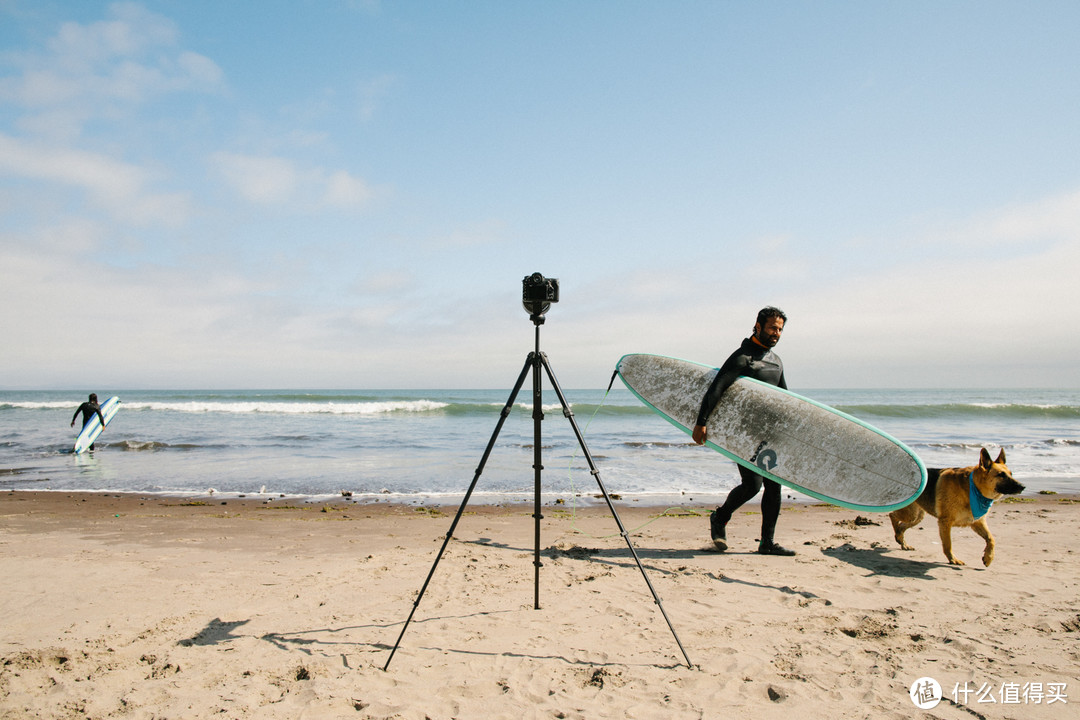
982, 552, 994, 567
948, 557, 966, 566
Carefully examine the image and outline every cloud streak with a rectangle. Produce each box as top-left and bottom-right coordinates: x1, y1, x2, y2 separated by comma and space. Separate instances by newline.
0, 133, 190, 225
0, 2, 223, 139
208, 152, 374, 211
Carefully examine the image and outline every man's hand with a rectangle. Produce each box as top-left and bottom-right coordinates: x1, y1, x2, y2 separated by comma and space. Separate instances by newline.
692, 425, 707, 445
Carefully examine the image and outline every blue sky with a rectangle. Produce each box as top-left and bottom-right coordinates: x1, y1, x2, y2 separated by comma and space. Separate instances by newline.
2, 1, 1078, 389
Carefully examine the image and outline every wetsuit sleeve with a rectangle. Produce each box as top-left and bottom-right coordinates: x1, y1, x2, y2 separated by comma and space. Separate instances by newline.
695, 357, 748, 427
778, 371, 787, 391
96, 409, 106, 425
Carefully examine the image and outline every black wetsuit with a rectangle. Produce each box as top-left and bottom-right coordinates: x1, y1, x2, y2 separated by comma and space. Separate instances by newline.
697, 337, 787, 544
72, 402, 106, 431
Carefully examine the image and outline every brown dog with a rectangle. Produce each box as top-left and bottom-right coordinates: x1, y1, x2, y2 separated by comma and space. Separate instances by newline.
889, 448, 1024, 566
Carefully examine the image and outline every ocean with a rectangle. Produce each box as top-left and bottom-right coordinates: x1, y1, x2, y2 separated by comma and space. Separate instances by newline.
2, 387, 1079, 505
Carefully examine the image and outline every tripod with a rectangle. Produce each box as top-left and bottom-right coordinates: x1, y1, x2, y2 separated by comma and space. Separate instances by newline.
383, 314, 693, 670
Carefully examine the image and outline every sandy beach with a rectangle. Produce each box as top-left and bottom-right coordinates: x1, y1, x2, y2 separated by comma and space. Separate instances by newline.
1, 490, 1078, 719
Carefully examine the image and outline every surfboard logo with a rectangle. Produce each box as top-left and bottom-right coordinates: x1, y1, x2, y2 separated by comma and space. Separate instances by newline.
750, 440, 778, 471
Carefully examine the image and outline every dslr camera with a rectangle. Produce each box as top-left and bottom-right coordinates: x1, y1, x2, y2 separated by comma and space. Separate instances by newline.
522, 272, 559, 320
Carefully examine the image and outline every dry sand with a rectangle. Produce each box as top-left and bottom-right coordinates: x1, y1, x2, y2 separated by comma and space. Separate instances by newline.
1, 490, 1078, 719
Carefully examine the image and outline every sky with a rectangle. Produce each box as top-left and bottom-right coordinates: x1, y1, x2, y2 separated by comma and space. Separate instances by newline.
2, 1, 1078, 390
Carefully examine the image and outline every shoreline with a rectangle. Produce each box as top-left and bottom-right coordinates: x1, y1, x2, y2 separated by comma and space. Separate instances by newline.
3, 490, 1079, 718
8, 484, 1078, 508
4, 485, 1080, 509
0, 487, 747, 509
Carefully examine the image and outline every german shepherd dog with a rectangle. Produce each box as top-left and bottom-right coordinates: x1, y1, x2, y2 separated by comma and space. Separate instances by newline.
889, 448, 1024, 566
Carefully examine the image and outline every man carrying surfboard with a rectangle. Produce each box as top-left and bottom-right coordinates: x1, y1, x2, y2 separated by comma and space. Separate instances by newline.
692, 307, 797, 556
71, 393, 106, 451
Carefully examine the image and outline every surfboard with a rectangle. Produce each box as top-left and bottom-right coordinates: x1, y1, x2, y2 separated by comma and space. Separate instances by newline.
616, 354, 926, 512
73, 396, 120, 454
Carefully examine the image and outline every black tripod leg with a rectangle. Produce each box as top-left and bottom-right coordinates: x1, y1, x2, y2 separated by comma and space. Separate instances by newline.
530, 337, 544, 609
540, 354, 695, 669
383, 355, 533, 671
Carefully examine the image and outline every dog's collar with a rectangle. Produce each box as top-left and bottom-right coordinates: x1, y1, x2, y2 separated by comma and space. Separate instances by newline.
969, 471, 995, 520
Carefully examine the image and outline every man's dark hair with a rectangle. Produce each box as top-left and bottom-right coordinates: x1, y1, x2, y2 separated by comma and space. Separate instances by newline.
756, 306, 787, 326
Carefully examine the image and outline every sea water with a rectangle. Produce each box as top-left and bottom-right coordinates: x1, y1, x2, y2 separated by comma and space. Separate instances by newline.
2, 387, 1078, 504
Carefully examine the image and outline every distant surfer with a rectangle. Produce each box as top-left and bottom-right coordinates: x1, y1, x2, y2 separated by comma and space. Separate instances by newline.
71, 393, 106, 451
692, 307, 796, 556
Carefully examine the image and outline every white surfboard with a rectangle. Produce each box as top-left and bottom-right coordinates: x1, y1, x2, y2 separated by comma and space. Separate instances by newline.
73, 396, 120, 454
616, 354, 926, 512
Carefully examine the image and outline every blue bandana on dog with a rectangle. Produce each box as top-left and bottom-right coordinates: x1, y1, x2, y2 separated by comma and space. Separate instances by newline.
969, 471, 995, 520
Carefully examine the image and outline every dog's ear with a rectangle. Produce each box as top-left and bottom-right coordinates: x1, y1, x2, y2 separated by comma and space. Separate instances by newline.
980, 447, 993, 469
995, 448, 1006, 465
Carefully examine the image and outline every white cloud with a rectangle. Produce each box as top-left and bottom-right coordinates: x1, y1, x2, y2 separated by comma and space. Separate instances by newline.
356, 74, 396, 121
323, 169, 372, 208
981, 188, 1080, 246
0, 132, 189, 225
497, 189, 1080, 390
48, 2, 178, 62
745, 193, 1080, 387
4, 180, 1078, 389
0, 2, 224, 140
357, 270, 415, 295
176, 51, 225, 88
209, 152, 298, 205
424, 218, 509, 249
0, 4, 220, 228
209, 152, 374, 211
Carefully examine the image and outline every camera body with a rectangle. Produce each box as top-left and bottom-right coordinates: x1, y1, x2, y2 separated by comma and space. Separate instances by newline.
522, 272, 559, 304
522, 272, 559, 322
